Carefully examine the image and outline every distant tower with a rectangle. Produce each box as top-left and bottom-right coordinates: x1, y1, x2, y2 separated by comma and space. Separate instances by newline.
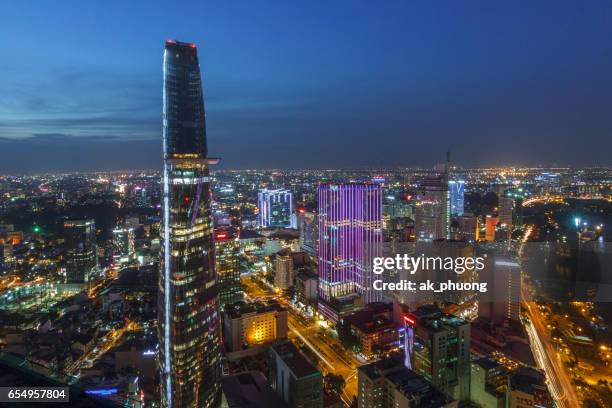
258, 188, 294, 228
416, 176, 450, 241
416, 154, 452, 241
158, 40, 221, 408
298, 210, 318, 260
498, 196, 514, 227
274, 250, 294, 291
64, 218, 97, 283
448, 180, 465, 216
112, 227, 134, 265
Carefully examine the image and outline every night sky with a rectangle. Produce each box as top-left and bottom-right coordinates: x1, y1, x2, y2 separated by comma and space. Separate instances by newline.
1, 1, 612, 172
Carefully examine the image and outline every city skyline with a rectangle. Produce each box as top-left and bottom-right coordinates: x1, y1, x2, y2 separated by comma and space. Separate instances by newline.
2, 1, 612, 172
1, 3, 612, 408
1, 162, 611, 407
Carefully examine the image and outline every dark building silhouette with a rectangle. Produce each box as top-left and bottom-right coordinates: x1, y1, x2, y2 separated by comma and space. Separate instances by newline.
158, 40, 221, 408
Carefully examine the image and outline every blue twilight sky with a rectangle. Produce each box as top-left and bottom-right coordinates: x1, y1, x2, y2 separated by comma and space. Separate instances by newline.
1, 1, 612, 172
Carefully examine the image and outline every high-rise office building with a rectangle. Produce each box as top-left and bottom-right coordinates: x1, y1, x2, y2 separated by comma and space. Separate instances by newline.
158, 40, 221, 408
503, 188, 526, 227
295, 272, 318, 305
479, 251, 521, 322
402, 306, 471, 401
358, 356, 456, 408
112, 227, 134, 265
298, 209, 318, 260
416, 175, 450, 241
134, 187, 151, 208
318, 184, 383, 320
498, 196, 514, 227
258, 188, 294, 228
269, 341, 323, 408
448, 180, 465, 217
214, 228, 242, 306
274, 249, 294, 290
64, 218, 97, 284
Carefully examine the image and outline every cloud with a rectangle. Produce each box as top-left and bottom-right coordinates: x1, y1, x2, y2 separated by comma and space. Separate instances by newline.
29, 133, 121, 141
0, 137, 162, 173
0, 133, 126, 143
0, 66, 160, 141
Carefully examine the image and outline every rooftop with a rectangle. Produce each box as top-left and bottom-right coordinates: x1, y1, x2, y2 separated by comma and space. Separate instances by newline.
510, 367, 546, 395
359, 357, 454, 407
224, 300, 285, 319
271, 341, 320, 379
221, 371, 285, 408
165, 39, 197, 49
348, 311, 396, 334
386, 368, 454, 407
473, 357, 501, 371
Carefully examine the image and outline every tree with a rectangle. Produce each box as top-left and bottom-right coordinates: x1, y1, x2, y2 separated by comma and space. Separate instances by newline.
324, 373, 345, 395
583, 399, 601, 408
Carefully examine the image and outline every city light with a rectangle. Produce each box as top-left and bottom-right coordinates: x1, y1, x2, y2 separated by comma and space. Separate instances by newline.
1, 5, 611, 407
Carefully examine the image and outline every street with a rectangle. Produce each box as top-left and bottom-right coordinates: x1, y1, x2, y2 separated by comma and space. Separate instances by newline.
241, 276, 360, 405
520, 226, 580, 408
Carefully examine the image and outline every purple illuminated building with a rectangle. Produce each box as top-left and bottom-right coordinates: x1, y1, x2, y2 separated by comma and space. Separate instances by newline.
317, 184, 383, 321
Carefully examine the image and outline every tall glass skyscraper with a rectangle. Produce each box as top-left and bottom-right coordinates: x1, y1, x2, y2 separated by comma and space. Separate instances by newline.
317, 184, 383, 311
64, 218, 97, 284
257, 188, 293, 228
159, 40, 221, 408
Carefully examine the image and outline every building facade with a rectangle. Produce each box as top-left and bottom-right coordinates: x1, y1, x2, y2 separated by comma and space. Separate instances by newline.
64, 218, 97, 283
112, 227, 134, 265
215, 228, 242, 306
498, 196, 514, 228
317, 184, 383, 314
222, 301, 288, 352
158, 40, 221, 408
358, 357, 457, 408
506, 367, 553, 408
274, 250, 294, 291
416, 175, 450, 241
258, 188, 294, 228
479, 251, 521, 322
448, 179, 465, 217
403, 306, 471, 401
298, 210, 318, 260
269, 341, 323, 408
485, 215, 498, 242
470, 357, 507, 408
